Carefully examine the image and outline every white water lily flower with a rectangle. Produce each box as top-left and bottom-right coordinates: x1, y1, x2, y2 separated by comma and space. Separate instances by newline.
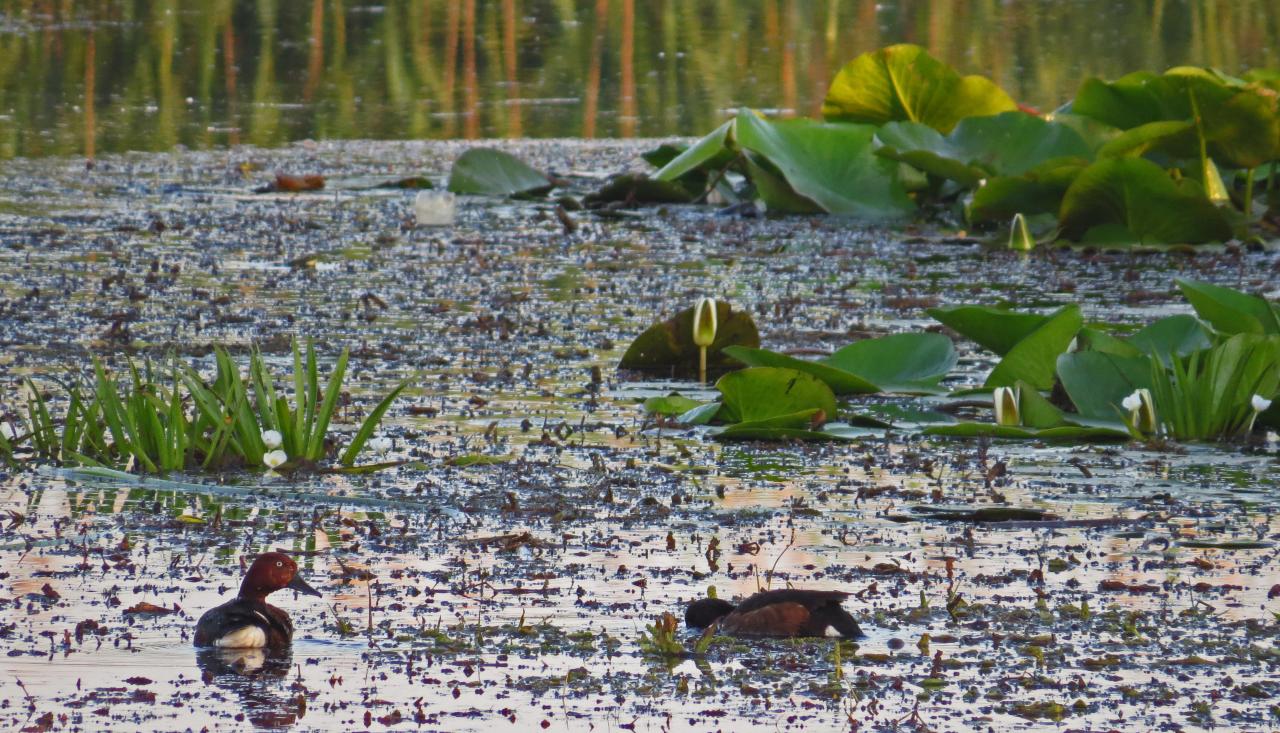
261, 429, 283, 450
993, 386, 1020, 426
368, 437, 392, 455
0, 422, 17, 441
1121, 391, 1143, 412
1252, 394, 1273, 412
263, 449, 288, 469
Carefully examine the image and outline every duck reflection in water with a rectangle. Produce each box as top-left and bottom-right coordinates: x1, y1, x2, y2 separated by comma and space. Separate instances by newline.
196, 647, 305, 729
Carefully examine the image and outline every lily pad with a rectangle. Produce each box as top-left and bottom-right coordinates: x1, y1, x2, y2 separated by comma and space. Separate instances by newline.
822, 44, 1016, 133
1058, 158, 1231, 244
1176, 279, 1280, 335
711, 422, 877, 442
968, 157, 1090, 224
927, 304, 1052, 356
1056, 350, 1154, 421
984, 305, 1083, 389
924, 422, 1129, 442
643, 394, 706, 416
724, 333, 955, 395
619, 301, 760, 378
715, 367, 837, 427
876, 112, 1091, 187
733, 110, 914, 218
447, 148, 553, 197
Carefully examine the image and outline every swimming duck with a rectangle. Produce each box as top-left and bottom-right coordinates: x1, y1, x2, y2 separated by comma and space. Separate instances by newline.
194, 552, 321, 648
684, 589, 862, 638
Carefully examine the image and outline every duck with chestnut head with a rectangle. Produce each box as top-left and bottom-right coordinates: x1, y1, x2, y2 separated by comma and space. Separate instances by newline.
685, 589, 862, 638
194, 552, 321, 648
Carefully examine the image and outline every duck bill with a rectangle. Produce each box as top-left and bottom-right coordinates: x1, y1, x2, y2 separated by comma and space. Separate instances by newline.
287, 573, 322, 597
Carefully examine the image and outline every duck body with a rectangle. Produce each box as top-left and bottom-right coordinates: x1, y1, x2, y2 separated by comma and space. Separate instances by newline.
194, 598, 296, 648
685, 589, 862, 639
193, 552, 321, 649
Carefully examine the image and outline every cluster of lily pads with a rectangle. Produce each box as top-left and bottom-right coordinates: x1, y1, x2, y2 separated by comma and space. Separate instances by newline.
629, 280, 1279, 445
448, 44, 1280, 247
0, 340, 403, 474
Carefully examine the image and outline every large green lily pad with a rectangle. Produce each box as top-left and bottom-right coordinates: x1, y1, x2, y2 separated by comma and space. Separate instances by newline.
984, 305, 1082, 389
1058, 158, 1232, 244
822, 44, 1016, 133
876, 112, 1091, 187
1056, 350, 1154, 421
715, 367, 838, 426
446, 149, 553, 197
733, 110, 914, 218
1176, 279, 1280, 335
619, 301, 760, 377
968, 157, 1090, 224
723, 333, 955, 395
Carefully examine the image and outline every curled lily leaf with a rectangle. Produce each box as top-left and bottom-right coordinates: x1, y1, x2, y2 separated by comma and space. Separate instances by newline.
993, 385, 1021, 426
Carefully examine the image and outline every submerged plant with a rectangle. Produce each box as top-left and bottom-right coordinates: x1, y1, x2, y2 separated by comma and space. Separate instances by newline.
638, 612, 686, 660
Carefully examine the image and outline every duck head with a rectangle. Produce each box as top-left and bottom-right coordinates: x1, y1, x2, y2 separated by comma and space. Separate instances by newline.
684, 597, 735, 628
239, 552, 322, 602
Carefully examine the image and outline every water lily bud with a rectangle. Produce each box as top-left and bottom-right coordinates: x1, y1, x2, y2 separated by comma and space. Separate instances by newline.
1135, 388, 1157, 434
1008, 213, 1034, 251
1253, 394, 1273, 413
263, 449, 288, 469
261, 429, 283, 450
368, 436, 392, 455
692, 297, 718, 348
993, 386, 1020, 426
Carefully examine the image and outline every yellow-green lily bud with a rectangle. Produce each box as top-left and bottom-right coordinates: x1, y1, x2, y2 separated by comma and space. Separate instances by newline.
1008, 213, 1034, 251
692, 297, 718, 348
993, 386, 1021, 426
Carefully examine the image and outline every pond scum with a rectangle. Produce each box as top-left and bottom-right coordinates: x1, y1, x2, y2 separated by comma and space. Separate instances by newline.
1, 44, 1279, 733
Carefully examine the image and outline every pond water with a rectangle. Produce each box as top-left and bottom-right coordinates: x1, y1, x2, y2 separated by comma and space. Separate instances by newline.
2, 0, 1279, 157
0, 139, 1277, 731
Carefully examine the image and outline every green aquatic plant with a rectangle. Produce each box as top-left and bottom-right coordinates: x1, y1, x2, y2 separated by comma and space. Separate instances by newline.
692, 297, 718, 384
1146, 334, 1280, 441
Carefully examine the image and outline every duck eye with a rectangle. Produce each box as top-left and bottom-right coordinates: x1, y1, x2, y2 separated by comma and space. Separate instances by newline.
276, 561, 283, 567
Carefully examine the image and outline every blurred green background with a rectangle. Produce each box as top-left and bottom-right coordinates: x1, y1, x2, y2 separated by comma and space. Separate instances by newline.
1, 0, 1276, 158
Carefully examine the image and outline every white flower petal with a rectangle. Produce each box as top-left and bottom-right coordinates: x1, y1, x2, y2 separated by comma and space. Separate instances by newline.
1252, 394, 1273, 412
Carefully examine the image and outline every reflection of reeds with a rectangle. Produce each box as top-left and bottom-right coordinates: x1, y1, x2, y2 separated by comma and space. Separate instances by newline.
1, 0, 1278, 156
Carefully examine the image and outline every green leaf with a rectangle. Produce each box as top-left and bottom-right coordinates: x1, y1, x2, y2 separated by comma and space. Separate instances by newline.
446, 149, 553, 197
713, 422, 877, 442
877, 112, 1091, 186
1014, 380, 1069, 429
927, 304, 1052, 356
1127, 315, 1214, 360
619, 301, 760, 377
968, 157, 1090, 224
822, 44, 1016, 133
986, 305, 1082, 389
824, 333, 957, 393
715, 367, 838, 426
723, 346, 881, 395
1058, 158, 1232, 245
733, 110, 915, 218
1176, 279, 1280, 335
1057, 351, 1155, 420
340, 380, 407, 468
643, 394, 706, 416
652, 120, 736, 182
724, 333, 954, 395
924, 422, 1129, 442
